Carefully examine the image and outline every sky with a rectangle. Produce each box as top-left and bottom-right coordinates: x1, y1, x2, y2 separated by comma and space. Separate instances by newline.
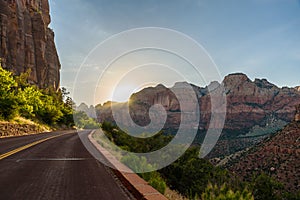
49, 0, 300, 105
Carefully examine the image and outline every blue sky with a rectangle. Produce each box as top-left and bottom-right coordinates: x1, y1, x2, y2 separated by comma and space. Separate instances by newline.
49, 0, 300, 105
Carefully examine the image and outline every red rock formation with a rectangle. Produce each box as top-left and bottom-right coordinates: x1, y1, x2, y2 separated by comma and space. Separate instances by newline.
96, 73, 300, 137
0, 0, 60, 89
295, 105, 300, 122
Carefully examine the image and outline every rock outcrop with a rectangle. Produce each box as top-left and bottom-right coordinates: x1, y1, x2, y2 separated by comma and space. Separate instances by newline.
0, 0, 60, 89
295, 105, 300, 122
0, 121, 48, 137
96, 73, 300, 138
76, 103, 97, 119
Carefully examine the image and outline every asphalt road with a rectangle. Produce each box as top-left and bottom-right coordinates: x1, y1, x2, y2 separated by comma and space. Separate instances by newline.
0, 130, 132, 200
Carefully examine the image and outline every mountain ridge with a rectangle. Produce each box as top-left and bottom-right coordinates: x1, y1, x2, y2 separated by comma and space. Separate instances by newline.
96, 73, 300, 136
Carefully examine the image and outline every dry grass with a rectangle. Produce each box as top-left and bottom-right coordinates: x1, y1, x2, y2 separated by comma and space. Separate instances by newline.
164, 187, 189, 200
0, 117, 50, 138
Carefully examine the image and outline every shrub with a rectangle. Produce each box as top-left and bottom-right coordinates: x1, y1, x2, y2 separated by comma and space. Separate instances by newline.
0, 64, 75, 126
0, 65, 18, 120
201, 183, 254, 200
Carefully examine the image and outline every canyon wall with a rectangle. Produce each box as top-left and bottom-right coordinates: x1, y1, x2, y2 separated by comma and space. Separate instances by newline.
0, 0, 60, 89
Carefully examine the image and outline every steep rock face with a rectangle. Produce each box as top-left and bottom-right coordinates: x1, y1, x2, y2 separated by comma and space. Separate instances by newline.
0, 0, 60, 89
221, 73, 300, 135
96, 73, 300, 137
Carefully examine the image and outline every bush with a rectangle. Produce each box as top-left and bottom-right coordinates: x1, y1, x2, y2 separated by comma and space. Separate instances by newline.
121, 154, 167, 194
251, 173, 284, 200
73, 111, 100, 129
0, 65, 18, 120
0, 65, 74, 126
147, 173, 167, 194
201, 183, 254, 200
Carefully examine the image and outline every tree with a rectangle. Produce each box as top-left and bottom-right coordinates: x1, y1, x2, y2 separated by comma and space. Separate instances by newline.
201, 183, 254, 200
251, 173, 284, 200
0, 65, 18, 120
73, 111, 100, 129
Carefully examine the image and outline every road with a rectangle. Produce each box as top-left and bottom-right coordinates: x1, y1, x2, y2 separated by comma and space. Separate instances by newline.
0, 130, 132, 200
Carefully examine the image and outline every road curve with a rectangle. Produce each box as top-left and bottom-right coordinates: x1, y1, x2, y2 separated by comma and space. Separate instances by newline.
0, 130, 133, 200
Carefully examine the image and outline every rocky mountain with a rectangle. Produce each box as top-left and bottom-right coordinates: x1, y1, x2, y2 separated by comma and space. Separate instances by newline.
76, 103, 97, 119
226, 105, 300, 192
0, 0, 60, 89
96, 73, 300, 139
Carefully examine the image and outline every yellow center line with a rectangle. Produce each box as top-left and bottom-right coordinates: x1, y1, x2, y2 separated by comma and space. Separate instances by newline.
0, 132, 75, 160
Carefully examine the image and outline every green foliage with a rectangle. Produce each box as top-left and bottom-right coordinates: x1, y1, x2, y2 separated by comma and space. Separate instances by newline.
102, 123, 169, 194
159, 147, 244, 198
147, 172, 167, 194
101, 122, 244, 198
121, 154, 155, 172
121, 154, 167, 194
73, 111, 100, 129
101, 121, 115, 133
0, 66, 18, 120
201, 183, 254, 200
0, 65, 74, 126
250, 173, 284, 200
101, 122, 173, 153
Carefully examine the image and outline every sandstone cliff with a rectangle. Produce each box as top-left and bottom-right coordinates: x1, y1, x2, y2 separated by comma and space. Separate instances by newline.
96, 73, 300, 138
0, 0, 60, 89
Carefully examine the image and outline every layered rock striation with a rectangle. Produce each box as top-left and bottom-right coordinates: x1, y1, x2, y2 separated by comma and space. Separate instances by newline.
0, 0, 60, 89
96, 73, 300, 138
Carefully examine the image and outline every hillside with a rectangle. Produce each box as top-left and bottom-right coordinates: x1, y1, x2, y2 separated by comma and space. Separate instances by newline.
227, 105, 300, 192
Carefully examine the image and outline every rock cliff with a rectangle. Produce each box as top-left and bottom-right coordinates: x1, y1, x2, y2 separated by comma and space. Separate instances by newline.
96, 73, 300, 138
295, 104, 300, 122
76, 103, 97, 119
0, 0, 60, 89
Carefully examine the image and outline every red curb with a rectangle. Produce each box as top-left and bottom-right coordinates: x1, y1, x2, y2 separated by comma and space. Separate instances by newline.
88, 132, 168, 200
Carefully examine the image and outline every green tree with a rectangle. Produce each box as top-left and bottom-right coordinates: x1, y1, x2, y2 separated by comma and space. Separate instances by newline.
121, 154, 167, 194
0, 65, 18, 120
201, 183, 254, 200
251, 173, 284, 200
159, 147, 243, 198
0, 64, 76, 126
73, 111, 100, 129
17, 86, 43, 118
